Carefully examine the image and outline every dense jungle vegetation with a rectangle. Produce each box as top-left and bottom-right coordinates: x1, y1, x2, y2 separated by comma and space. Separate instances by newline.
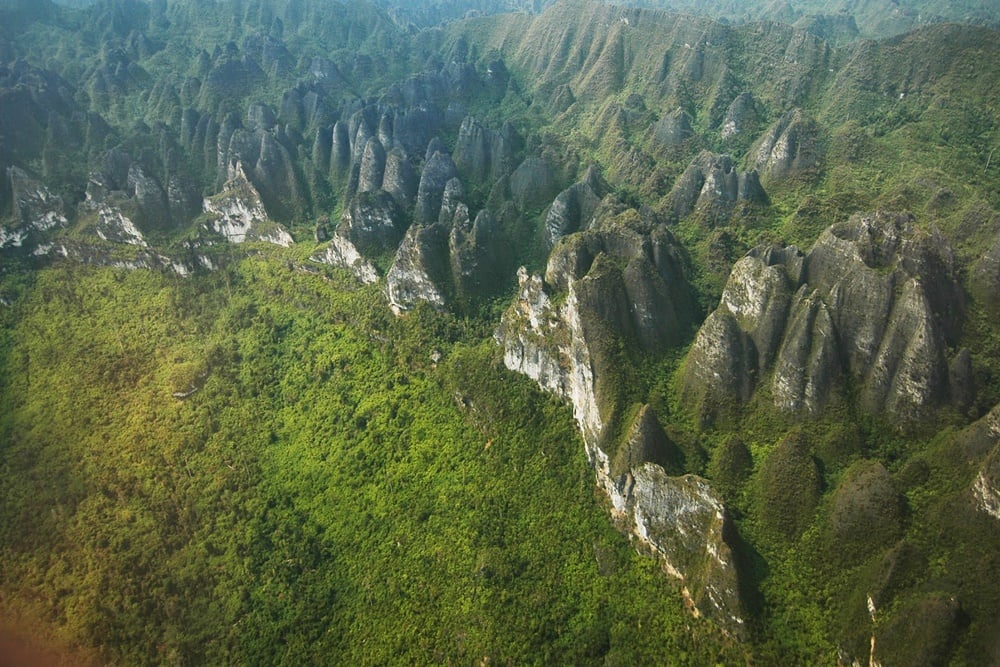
0, 255, 751, 664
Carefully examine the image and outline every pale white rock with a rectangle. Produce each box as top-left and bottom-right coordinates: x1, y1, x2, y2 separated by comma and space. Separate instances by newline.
973, 410, 1000, 520
1, 167, 68, 248
94, 203, 148, 247
0, 227, 27, 248
974, 469, 1000, 520
202, 161, 293, 246
385, 224, 449, 315
619, 466, 744, 630
311, 234, 379, 284
496, 266, 743, 631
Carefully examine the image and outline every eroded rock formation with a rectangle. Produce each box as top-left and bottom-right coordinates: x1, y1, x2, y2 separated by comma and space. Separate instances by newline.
683, 211, 966, 426
496, 205, 745, 633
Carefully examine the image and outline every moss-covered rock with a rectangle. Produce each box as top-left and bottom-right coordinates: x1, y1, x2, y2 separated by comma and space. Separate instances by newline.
707, 435, 752, 500
754, 432, 821, 542
875, 593, 965, 667
827, 460, 907, 563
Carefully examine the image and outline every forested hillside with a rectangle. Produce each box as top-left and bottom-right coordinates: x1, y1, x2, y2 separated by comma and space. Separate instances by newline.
1, 0, 999, 664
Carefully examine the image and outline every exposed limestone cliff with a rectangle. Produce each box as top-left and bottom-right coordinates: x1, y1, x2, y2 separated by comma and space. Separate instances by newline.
496, 209, 744, 633
202, 161, 293, 246
720, 92, 759, 139
1, 166, 67, 248
310, 234, 379, 284
683, 211, 966, 426
748, 108, 822, 182
338, 189, 405, 256
452, 115, 521, 186
415, 151, 460, 225
508, 156, 559, 213
651, 107, 695, 147
969, 405, 1000, 520
666, 151, 767, 225
544, 165, 609, 247
385, 222, 450, 315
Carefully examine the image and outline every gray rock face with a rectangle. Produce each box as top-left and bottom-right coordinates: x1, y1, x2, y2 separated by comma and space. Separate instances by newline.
544, 165, 609, 247
1, 166, 68, 249
216, 118, 310, 222
720, 92, 758, 139
545, 207, 698, 352
626, 468, 743, 630
251, 129, 308, 220
382, 148, 418, 209
509, 157, 559, 213
330, 120, 351, 178
667, 151, 767, 225
202, 161, 292, 246
385, 222, 450, 315
453, 115, 491, 184
385, 165, 507, 311
683, 211, 966, 425
652, 107, 695, 147
338, 189, 404, 256
971, 233, 1000, 320
772, 286, 841, 415
438, 177, 465, 226
356, 137, 387, 195
83, 149, 200, 233
450, 209, 506, 301
496, 210, 743, 631
126, 162, 170, 229
310, 233, 378, 285
247, 102, 277, 131
970, 405, 1000, 520
749, 108, 822, 181
415, 151, 459, 224
681, 309, 758, 423
612, 404, 683, 477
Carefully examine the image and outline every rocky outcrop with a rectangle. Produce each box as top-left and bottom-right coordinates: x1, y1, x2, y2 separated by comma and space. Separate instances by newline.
338, 189, 405, 256
89, 200, 148, 247
666, 151, 767, 225
452, 116, 521, 186
720, 92, 758, 139
626, 468, 743, 628
970, 233, 1000, 320
544, 166, 609, 247
508, 157, 559, 213
382, 148, 419, 209
449, 208, 507, 301
1, 166, 67, 249
683, 212, 966, 426
83, 149, 201, 233
545, 205, 698, 352
310, 234, 378, 285
30, 239, 211, 277
748, 108, 822, 182
415, 151, 459, 225
202, 161, 293, 246
652, 107, 695, 147
612, 404, 683, 478
496, 207, 743, 632
356, 137, 387, 195
385, 222, 450, 315
970, 405, 1000, 520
